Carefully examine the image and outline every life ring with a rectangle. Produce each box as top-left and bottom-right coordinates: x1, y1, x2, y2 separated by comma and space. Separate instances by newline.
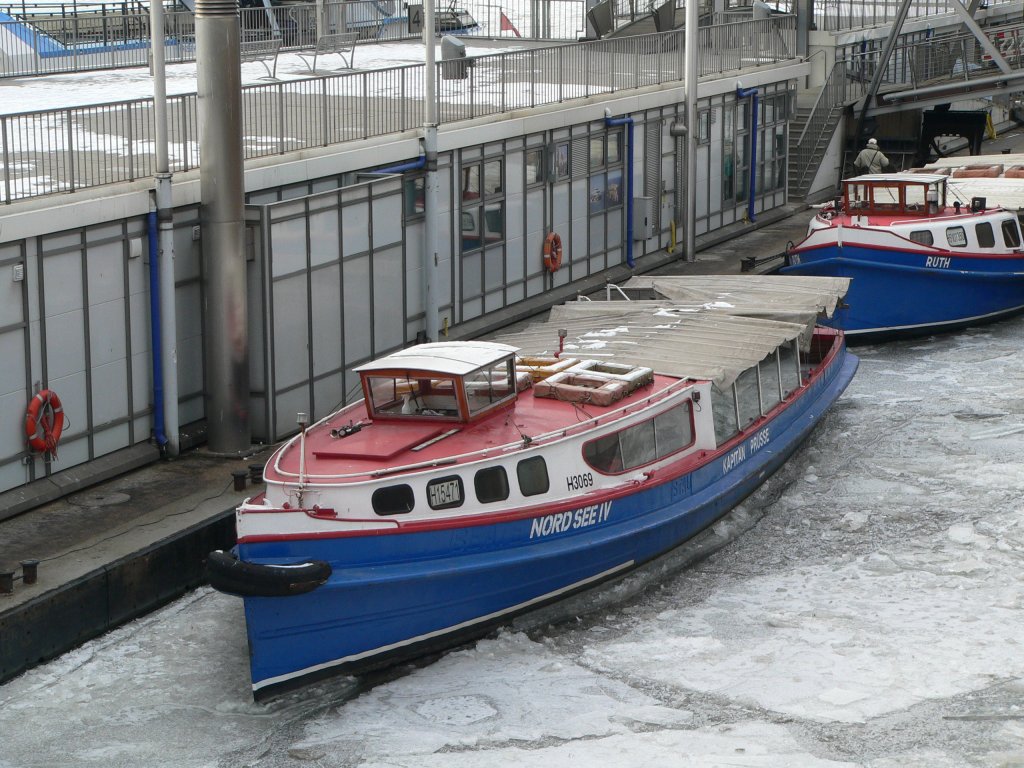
25, 389, 64, 455
543, 232, 563, 272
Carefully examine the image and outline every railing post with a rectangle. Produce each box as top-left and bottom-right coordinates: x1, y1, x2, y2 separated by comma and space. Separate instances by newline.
0, 114, 9, 204
321, 76, 329, 146
65, 107, 75, 192
126, 100, 134, 181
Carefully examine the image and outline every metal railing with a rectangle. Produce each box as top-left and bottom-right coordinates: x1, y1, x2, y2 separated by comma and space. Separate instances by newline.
0, 0, 593, 78
749, 0, 1022, 32
0, 16, 796, 203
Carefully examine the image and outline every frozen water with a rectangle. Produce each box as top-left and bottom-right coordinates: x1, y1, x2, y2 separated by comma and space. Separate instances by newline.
2, 321, 1024, 767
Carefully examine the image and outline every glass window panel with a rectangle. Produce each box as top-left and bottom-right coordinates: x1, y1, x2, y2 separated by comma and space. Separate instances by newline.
525, 148, 544, 186
462, 165, 480, 199
484, 159, 503, 196
620, 419, 657, 470
607, 131, 622, 163
909, 230, 933, 245
735, 366, 760, 428
779, 340, 800, 397
475, 466, 509, 503
976, 221, 995, 248
946, 226, 967, 247
372, 485, 415, 515
517, 456, 550, 496
654, 402, 693, 457
711, 384, 739, 446
465, 359, 515, 414
759, 353, 782, 413
590, 137, 604, 169
1003, 219, 1022, 247
583, 432, 623, 473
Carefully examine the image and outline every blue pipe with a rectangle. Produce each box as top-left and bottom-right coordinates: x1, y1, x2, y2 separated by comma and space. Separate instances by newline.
147, 211, 168, 450
376, 155, 426, 174
605, 114, 636, 268
737, 86, 759, 223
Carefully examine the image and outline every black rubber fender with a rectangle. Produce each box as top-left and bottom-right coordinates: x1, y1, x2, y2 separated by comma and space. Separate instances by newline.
205, 549, 332, 598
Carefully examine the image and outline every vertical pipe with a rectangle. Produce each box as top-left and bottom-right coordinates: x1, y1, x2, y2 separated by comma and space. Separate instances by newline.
147, 211, 167, 449
196, 0, 250, 454
150, 0, 179, 455
683, 0, 698, 261
423, 0, 440, 342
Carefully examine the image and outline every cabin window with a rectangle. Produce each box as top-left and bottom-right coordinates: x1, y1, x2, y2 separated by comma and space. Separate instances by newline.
582, 401, 696, 474
582, 432, 623, 473
945, 226, 968, 248
465, 358, 516, 415
474, 466, 509, 503
619, 419, 657, 468
869, 184, 900, 210
1002, 219, 1022, 248
759, 352, 783, 414
734, 366, 761, 429
904, 184, 927, 209
909, 230, 933, 246
976, 222, 995, 248
426, 475, 464, 510
711, 384, 739, 446
372, 485, 415, 515
779, 340, 801, 396
654, 402, 695, 456
366, 375, 460, 418
517, 456, 550, 496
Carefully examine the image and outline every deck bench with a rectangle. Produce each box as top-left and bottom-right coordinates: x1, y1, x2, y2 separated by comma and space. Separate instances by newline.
240, 36, 283, 80
297, 31, 358, 72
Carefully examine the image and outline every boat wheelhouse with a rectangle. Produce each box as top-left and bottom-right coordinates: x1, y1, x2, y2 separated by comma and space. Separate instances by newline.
782, 173, 1024, 340
208, 276, 858, 700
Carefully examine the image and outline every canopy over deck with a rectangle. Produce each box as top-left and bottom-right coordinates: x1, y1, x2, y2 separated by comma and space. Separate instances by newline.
493, 275, 850, 390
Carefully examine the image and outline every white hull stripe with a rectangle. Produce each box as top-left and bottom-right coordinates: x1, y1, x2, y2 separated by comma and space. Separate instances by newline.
844, 301, 1024, 336
251, 559, 636, 692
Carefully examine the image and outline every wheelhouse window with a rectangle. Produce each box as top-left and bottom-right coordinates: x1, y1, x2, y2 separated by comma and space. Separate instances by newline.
464, 358, 516, 415
759, 352, 783, 414
583, 401, 695, 474
517, 456, 549, 496
712, 384, 739, 446
734, 366, 761, 429
474, 466, 509, 503
372, 484, 415, 515
366, 374, 460, 418
1002, 219, 1022, 248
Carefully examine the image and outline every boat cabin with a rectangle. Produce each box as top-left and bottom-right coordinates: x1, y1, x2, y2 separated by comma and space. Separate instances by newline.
355, 341, 525, 423
842, 173, 954, 217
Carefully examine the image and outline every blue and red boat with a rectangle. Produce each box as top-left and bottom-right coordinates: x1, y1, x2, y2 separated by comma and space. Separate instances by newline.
782, 172, 1024, 341
208, 278, 858, 700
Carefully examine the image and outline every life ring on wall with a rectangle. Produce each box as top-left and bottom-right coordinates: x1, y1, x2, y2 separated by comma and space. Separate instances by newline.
25, 389, 65, 456
543, 232, 563, 272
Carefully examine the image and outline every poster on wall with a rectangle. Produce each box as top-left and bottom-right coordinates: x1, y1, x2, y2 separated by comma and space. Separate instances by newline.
589, 173, 606, 214
606, 170, 622, 208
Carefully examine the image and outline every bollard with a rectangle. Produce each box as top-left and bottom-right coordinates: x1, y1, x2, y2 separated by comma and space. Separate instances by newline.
232, 469, 248, 492
249, 463, 264, 484
20, 559, 39, 585
0, 570, 14, 595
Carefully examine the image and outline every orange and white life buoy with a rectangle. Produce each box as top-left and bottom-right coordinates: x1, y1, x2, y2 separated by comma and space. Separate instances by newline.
25, 389, 65, 456
543, 232, 563, 272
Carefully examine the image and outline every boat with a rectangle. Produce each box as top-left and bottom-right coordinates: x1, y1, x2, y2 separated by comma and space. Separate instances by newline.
781, 172, 1024, 340
207, 276, 858, 700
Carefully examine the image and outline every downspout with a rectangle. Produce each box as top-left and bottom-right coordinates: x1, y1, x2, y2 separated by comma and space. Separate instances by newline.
147, 211, 168, 451
604, 112, 635, 268
736, 85, 759, 223
376, 155, 426, 174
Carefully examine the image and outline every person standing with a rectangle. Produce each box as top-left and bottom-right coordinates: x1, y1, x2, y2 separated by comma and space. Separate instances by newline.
853, 138, 891, 175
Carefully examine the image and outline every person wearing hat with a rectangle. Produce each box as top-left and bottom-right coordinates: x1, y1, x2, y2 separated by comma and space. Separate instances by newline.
853, 137, 891, 175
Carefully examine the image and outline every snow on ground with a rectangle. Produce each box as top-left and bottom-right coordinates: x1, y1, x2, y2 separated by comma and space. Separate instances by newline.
2, 323, 1024, 767
0, 41, 525, 114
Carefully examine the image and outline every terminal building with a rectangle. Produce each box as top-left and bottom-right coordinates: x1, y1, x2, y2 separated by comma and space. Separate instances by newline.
0, 0, 1021, 503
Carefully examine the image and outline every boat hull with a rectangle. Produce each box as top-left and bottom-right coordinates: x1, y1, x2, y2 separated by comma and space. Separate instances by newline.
782, 244, 1024, 340
236, 344, 859, 700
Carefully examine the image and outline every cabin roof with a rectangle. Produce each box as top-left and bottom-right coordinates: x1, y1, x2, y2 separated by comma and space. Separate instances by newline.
850, 173, 947, 184
355, 340, 520, 376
